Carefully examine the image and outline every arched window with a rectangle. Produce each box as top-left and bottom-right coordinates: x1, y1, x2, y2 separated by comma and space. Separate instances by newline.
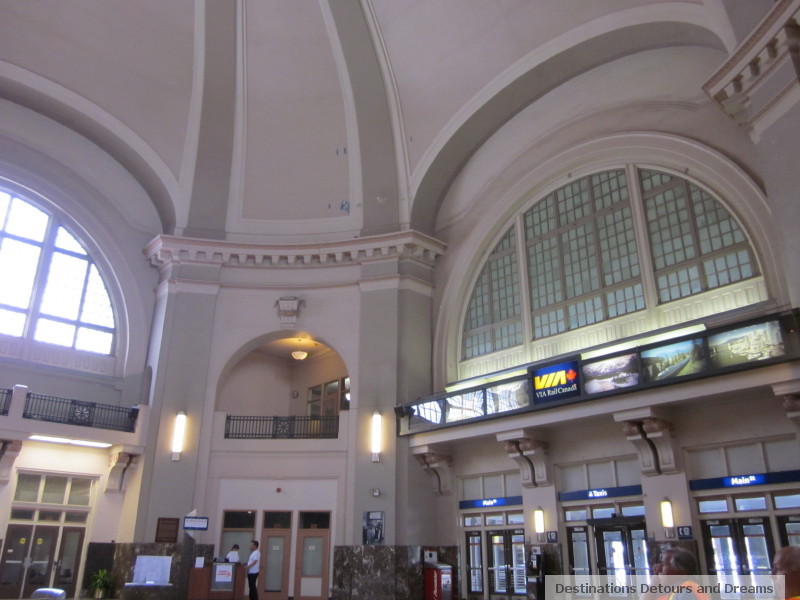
462, 167, 759, 360
0, 186, 116, 355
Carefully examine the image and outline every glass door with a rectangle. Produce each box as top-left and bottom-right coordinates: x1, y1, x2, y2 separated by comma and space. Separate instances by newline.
776, 515, 800, 547
593, 522, 649, 586
22, 525, 58, 598
701, 517, 775, 582
293, 512, 330, 600
261, 512, 291, 600
465, 531, 483, 596
0, 525, 32, 598
566, 526, 591, 582
486, 529, 526, 598
53, 527, 84, 598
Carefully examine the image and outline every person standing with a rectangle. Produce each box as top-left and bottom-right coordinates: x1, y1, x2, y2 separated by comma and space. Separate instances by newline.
225, 543, 240, 563
244, 540, 261, 600
772, 546, 800, 599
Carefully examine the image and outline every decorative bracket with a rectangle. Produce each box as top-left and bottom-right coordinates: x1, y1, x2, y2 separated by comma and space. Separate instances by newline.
781, 393, 800, 429
106, 450, 139, 493
619, 416, 677, 476
413, 450, 454, 496
497, 430, 551, 487
275, 296, 305, 329
0, 440, 22, 483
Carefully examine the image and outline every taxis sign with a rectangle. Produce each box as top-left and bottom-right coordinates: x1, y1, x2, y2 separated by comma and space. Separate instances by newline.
531, 359, 581, 402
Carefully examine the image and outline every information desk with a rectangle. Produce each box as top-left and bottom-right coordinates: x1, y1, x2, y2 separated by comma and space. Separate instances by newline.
188, 563, 246, 600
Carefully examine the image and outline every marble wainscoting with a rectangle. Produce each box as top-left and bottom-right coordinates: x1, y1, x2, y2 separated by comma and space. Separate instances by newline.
84, 535, 214, 600
332, 545, 458, 600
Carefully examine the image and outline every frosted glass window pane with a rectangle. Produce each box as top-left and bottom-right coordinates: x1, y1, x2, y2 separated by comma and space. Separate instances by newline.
505, 474, 523, 497
588, 462, 614, 488
0, 239, 40, 308
698, 499, 728, 513
592, 507, 615, 519
568, 296, 603, 329
508, 512, 525, 524
34, 318, 75, 347
607, 284, 645, 318
54, 227, 86, 255
68, 478, 92, 505
562, 225, 598, 298
775, 494, 800, 509
75, 328, 113, 354
80, 266, 114, 327
735, 497, 767, 511
6, 198, 48, 242
15, 473, 40, 502
592, 170, 628, 210
493, 321, 522, 351
765, 439, 800, 472
484, 474, 504, 498
40, 252, 87, 320
615, 458, 641, 487
485, 513, 504, 525
524, 196, 557, 238
463, 477, 482, 501
528, 237, 562, 308
490, 253, 519, 321
0, 308, 25, 336
533, 308, 565, 338
565, 509, 587, 521
557, 178, 590, 226
559, 464, 586, 492
727, 444, 763, 475
621, 505, 646, 517
598, 207, 639, 285
42, 476, 67, 504
687, 448, 724, 479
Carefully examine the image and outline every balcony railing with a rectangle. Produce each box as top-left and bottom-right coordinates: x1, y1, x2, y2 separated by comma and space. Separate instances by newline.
0, 388, 10, 416
225, 415, 339, 439
23, 393, 140, 433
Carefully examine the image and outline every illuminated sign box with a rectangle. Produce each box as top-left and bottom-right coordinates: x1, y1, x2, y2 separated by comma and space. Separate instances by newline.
689, 469, 800, 491
530, 360, 580, 403
183, 516, 209, 530
459, 495, 523, 510
558, 485, 643, 502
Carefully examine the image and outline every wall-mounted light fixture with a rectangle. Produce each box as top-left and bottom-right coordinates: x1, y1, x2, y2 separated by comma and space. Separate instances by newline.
660, 498, 675, 538
171, 411, 187, 461
371, 411, 382, 462
533, 508, 545, 542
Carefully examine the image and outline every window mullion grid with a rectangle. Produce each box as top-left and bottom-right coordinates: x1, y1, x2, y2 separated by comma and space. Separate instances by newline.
681, 177, 708, 294
25, 214, 58, 341
626, 164, 660, 309
514, 215, 534, 350
587, 181, 609, 325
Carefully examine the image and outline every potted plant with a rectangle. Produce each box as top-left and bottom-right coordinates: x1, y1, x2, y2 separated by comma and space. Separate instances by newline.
87, 569, 114, 599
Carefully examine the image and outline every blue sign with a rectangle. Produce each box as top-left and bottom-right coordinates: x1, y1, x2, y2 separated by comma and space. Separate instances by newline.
531, 360, 580, 403
677, 526, 693, 540
558, 485, 643, 502
546, 531, 559, 543
459, 495, 523, 510
690, 469, 800, 491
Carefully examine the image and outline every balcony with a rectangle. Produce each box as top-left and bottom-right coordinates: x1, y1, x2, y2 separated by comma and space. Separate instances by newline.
0, 386, 140, 434
224, 415, 339, 439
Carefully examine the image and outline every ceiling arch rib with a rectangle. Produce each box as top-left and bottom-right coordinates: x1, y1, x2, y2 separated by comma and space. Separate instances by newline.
409, 20, 729, 236
0, 61, 178, 236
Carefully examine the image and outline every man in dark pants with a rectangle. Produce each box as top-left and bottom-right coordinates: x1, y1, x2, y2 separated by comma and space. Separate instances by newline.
244, 540, 261, 600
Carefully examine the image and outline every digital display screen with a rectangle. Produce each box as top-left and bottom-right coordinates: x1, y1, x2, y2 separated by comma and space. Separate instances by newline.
641, 338, 706, 382
582, 353, 639, 395
708, 320, 785, 368
183, 516, 209, 530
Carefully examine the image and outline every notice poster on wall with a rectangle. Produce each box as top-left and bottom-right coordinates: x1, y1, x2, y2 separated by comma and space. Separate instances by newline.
362, 511, 384, 545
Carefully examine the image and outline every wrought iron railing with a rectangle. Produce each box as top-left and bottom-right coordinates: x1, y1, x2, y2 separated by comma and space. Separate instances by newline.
0, 388, 10, 416
225, 415, 339, 439
23, 393, 140, 433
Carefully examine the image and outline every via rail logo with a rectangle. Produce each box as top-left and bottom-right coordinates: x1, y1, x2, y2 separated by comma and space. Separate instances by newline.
532, 360, 581, 403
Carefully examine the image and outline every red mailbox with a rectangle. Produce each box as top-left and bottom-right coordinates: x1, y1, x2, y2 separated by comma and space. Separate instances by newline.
424, 563, 453, 600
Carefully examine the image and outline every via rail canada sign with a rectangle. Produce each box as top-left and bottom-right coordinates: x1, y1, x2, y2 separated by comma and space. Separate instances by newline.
531, 360, 581, 402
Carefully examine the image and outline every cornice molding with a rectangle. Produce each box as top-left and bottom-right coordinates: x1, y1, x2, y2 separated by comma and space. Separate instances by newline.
145, 230, 446, 270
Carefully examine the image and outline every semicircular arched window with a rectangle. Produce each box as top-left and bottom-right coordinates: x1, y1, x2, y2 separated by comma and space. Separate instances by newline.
462, 167, 759, 361
0, 187, 116, 355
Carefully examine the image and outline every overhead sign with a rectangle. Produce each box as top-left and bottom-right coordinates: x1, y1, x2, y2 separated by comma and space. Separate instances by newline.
690, 469, 800, 491
531, 360, 580, 403
558, 485, 643, 502
459, 495, 523, 510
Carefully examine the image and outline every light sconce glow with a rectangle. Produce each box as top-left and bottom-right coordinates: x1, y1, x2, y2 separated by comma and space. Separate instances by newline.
371, 411, 382, 462
29, 435, 112, 448
171, 411, 187, 461
661, 498, 675, 537
291, 350, 308, 361
533, 509, 545, 534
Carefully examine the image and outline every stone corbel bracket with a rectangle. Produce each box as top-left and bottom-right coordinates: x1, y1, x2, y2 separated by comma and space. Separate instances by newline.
615, 409, 677, 476
106, 449, 139, 493
275, 296, 305, 329
773, 380, 800, 430
497, 430, 551, 487
0, 440, 22, 483
413, 448, 454, 496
